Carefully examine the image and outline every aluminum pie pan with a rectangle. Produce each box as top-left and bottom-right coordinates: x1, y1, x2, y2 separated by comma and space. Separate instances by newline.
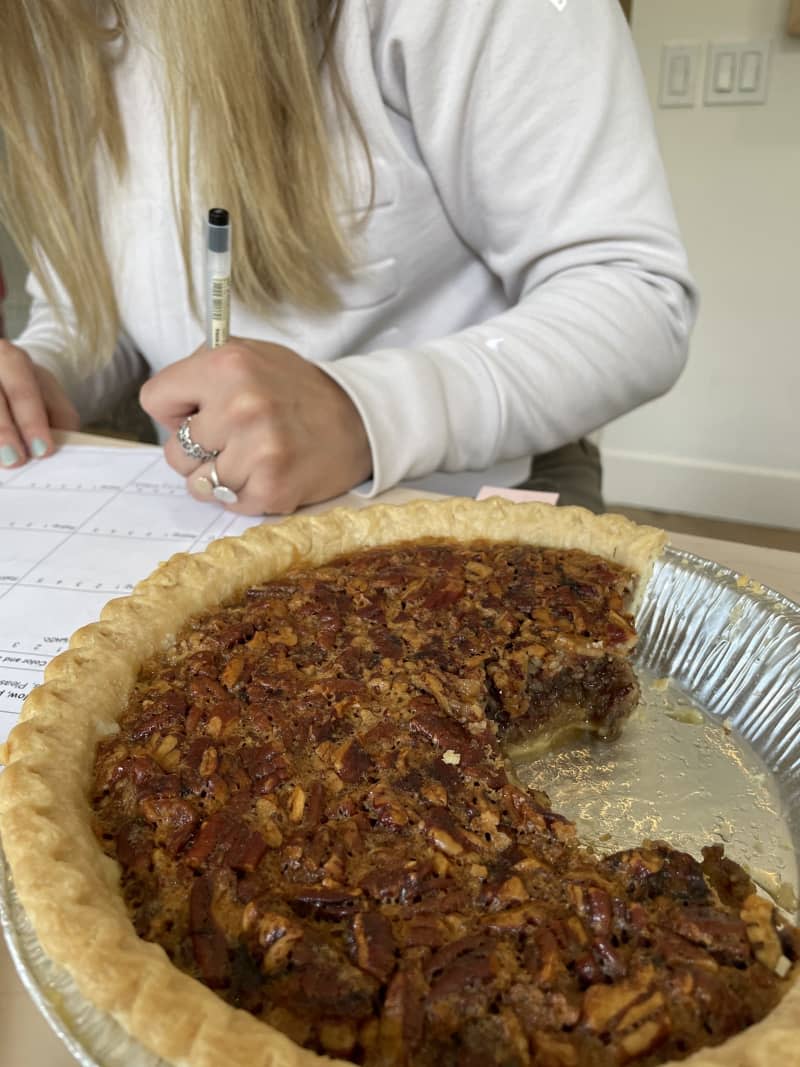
1, 544, 799, 1066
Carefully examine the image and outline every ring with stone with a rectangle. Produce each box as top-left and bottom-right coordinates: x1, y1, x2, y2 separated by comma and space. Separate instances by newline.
209, 460, 239, 505
177, 417, 220, 464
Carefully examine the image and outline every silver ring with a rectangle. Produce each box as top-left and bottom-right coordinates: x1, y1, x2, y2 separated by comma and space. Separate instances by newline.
177, 417, 219, 464
209, 460, 238, 505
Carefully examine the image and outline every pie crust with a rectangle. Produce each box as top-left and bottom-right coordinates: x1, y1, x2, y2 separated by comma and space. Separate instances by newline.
0, 497, 798, 1067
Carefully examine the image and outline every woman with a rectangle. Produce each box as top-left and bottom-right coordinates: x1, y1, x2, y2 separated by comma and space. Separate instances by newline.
0, 0, 696, 515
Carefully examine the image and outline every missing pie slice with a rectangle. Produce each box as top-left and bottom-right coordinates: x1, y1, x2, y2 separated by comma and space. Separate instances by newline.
0, 498, 798, 1067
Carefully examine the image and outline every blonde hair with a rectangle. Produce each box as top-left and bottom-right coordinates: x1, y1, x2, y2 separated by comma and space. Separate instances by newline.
0, 1, 360, 369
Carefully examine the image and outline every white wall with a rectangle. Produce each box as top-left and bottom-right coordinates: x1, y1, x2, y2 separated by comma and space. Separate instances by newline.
601, 0, 800, 531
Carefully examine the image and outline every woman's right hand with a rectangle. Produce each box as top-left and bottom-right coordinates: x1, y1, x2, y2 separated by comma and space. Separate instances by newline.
0, 339, 80, 467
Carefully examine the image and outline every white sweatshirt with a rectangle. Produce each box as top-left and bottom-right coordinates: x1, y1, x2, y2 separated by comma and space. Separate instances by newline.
16, 0, 697, 496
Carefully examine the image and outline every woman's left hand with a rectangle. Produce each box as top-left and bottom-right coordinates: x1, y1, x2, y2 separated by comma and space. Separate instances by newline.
139, 339, 372, 515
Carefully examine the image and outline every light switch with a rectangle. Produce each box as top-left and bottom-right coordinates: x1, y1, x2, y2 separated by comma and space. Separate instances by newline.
659, 43, 701, 108
704, 40, 770, 105
713, 52, 736, 93
669, 55, 690, 96
739, 51, 762, 92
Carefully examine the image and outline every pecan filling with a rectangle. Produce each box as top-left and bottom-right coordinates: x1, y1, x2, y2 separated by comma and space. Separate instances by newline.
91, 539, 798, 1066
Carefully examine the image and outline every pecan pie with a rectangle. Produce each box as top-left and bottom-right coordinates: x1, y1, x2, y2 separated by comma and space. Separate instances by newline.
1, 499, 798, 1067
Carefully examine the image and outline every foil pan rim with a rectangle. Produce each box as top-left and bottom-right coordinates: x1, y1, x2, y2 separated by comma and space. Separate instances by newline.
658, 545, 800, 618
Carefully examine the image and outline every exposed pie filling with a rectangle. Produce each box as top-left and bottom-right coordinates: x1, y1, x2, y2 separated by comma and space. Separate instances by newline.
91, 539, 799, 1066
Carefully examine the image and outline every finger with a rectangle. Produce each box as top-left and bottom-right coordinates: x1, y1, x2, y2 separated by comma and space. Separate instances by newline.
34, 365, 80, 440
187, 462, 216, 504
139, 383, 198, 432
185, 453, 258, 514
42, 386, 80, 433
0, 343, 52, 465
0, 386, 28, 467
139, 346, 211, 427
163, 414, 224, 477
185, 453, 245, 509
187, 442, 302, 516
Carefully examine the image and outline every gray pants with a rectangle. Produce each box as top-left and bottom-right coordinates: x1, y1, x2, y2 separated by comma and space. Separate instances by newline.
516, 439, 604, 514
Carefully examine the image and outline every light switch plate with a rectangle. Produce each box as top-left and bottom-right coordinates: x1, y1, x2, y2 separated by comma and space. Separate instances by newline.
704, 40, 770, 106
659, 43, 701, 108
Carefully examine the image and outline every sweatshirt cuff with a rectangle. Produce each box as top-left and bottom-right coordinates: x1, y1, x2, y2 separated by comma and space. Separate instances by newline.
320, 348, 452, 496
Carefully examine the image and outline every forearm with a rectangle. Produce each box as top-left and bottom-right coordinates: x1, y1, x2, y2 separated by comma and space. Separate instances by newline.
324, 262, 692, 495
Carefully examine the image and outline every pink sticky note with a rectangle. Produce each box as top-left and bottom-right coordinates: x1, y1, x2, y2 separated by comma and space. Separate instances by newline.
476, 486, 559, 506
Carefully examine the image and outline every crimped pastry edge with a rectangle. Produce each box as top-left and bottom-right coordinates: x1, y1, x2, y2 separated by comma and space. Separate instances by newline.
0, 497, 796, 1067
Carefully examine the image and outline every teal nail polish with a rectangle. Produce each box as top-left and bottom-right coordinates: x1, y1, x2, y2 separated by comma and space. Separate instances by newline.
0, 445, 20, 467
31, 438, 48, 458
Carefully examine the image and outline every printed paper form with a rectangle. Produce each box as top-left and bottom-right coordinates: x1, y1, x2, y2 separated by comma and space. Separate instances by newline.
0, 445, 269, 744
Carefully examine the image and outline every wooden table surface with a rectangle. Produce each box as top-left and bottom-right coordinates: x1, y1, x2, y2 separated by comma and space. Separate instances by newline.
2, 434, 799, 1065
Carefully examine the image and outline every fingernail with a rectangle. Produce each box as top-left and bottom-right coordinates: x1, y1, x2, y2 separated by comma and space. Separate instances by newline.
31, 438, 48, 458
0, 445, 20, 467
194, 475, 213, 497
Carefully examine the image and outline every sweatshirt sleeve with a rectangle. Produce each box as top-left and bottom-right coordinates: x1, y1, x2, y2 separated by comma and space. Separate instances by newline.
14, 270, 149, 426
322, 0, 697, 495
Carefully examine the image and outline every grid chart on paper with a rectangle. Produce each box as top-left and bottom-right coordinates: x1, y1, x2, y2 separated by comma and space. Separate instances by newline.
0, 446, 262, 744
